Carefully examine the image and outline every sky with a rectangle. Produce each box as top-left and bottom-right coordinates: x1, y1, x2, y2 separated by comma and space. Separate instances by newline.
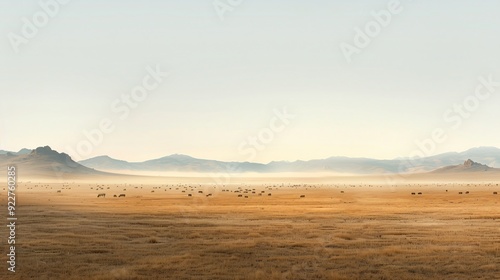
1, 0, 500, 163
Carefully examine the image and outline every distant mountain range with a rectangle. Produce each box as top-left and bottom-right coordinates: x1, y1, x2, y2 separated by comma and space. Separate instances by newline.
2, 146, 500, 176
78, 154, 268, 174
76, 146, 500, 174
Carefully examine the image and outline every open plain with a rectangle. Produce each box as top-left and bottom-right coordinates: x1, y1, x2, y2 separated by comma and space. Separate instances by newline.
1, 178, 500, 279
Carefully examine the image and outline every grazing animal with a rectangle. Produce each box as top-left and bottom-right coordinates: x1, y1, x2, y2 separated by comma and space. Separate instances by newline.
97, 193, 105, 198
494, 192, 498, 195
113, 195, 117, 197
188, 194, 192, 197
119, 194, 126, 197
418, 192, 422, 195
57, 190, 61, 193
411, 193, 415, 195
300, 195, 305, 198
198, 191, 203, 194
341, 191, 344, 193
459, 192, 463, 194
268, 193, 272, 196
238, 194, 242, 197
465, 191, 469, 194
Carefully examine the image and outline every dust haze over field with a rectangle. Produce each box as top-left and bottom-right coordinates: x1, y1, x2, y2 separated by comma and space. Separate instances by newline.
3, 0, 500, 279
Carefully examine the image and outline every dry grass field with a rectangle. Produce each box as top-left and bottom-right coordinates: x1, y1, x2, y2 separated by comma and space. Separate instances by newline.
1, 179, 500, 279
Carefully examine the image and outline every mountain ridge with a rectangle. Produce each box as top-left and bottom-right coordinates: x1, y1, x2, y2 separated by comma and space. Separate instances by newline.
431, 159, 500, 174
0, 146, 108, 179
77, 146, 500, 174
3, 146, 500, 175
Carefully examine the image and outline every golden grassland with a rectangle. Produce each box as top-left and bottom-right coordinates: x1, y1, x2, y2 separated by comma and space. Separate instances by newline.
1, 179, 500, 279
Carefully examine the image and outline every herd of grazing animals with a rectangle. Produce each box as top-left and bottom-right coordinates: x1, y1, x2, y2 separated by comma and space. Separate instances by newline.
85, 183, 321, 200
86, 182, 500, 200
9, 182, 500, 202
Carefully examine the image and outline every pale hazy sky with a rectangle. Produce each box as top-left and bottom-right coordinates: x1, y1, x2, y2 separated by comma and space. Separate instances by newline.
1, 0, 500, 163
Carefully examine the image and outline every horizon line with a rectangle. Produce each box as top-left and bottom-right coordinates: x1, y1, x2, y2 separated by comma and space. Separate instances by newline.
5, 145, 499, 165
